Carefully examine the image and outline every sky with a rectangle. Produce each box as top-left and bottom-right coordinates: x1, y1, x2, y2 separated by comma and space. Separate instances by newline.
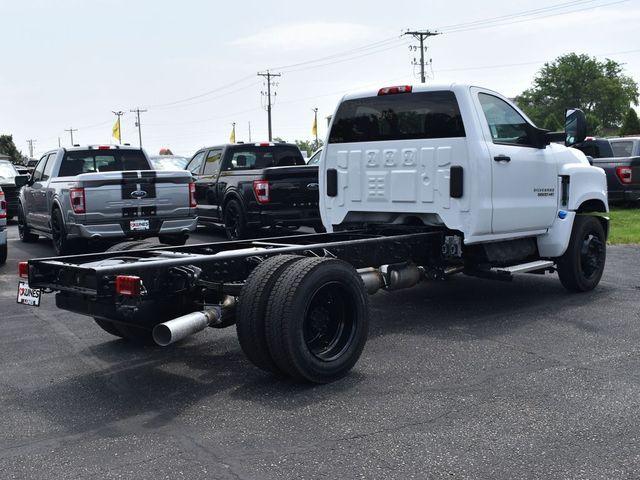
1, 0, 639, 159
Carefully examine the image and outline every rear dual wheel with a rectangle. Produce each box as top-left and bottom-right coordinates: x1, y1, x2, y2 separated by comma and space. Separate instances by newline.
237, 255, 369, 383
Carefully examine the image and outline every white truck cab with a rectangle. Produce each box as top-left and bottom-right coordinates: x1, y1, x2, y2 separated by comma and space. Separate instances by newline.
320, 83, 608, 292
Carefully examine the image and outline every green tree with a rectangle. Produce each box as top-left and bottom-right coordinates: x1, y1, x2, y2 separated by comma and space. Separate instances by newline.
515, 53, 638, 131
0, 135, 24, 164
620, 108, 640, 135
294, 139, 324, 156
542, 112, 562, 131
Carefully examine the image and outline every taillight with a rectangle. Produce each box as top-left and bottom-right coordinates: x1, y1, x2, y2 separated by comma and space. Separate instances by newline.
116, 275, 143, 296
0, 191, 5, 219
98, 145, 112, 150
189, 182, 197, 208
70, 187, 86, 214
253, 180, 270, 204
378, 85, 413, 96
18, 261, 29, 279
616, 166, 633, 185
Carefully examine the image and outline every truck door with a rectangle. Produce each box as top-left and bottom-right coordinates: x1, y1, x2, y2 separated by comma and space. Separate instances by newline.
472, 89, 558, 233
187, 151, 207, 219
200, 148, 223, 221
26, 154, 50, 229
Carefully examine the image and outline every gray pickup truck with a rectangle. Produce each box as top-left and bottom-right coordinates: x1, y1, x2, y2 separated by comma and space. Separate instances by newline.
18, 145, 197, 255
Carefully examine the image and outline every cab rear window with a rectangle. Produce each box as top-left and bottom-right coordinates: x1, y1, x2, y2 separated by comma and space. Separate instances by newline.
328, 91, 465, 143
58, 150, 150, 176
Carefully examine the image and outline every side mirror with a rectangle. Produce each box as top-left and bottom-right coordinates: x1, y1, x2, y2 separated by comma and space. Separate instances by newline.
565, 108, 587, 146
14, 174, 29, 187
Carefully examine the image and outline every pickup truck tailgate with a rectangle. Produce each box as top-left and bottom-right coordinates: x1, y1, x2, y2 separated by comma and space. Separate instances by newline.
263, 165, 319, 207
78, 170, 193, 223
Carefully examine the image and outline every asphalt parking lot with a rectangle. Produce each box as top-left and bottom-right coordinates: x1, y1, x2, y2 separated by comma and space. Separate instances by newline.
1, 222, 639, 479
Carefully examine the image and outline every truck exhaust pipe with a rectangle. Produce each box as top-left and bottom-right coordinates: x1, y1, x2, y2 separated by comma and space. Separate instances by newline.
153, 309, 220, 346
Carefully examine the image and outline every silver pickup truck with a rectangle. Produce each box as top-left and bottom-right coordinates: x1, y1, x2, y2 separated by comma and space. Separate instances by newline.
18, 145, 197, 255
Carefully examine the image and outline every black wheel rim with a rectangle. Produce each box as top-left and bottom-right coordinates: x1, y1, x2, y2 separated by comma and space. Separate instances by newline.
303, 281, 357, 362
17, 209, 26, 238
224, 204, 240, 239
580, 232, 605, 279
51, 213, 63, 252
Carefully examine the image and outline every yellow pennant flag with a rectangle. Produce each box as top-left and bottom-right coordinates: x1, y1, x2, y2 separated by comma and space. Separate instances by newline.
311, 112, 318, 137
112, 119, 121, 142
229, 123, 236, 143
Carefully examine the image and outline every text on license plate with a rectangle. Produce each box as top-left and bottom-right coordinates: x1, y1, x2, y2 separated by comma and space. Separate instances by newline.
130, 219, 150, 231
17, 280, 41, 307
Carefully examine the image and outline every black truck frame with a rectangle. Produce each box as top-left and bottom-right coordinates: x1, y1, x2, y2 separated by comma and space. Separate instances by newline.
25, 222, 594, 383
26, 227, 476, 382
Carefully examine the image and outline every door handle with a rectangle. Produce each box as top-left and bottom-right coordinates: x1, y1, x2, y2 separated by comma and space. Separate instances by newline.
494, 155, 511, 162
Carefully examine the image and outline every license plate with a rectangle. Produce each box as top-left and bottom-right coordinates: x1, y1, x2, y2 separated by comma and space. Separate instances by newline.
130, 219, 150, 231
17, 280, 41, 307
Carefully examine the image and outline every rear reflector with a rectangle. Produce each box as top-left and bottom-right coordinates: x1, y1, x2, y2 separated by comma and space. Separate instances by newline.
616, 166, 633, 184
189, 182, 197, 208
0, 191, 5, 219
19, 261, 29, 279
116, 275, 143, 296
70, 187, 86, 214
378, 85, 413, 96
253, 180, 270, 204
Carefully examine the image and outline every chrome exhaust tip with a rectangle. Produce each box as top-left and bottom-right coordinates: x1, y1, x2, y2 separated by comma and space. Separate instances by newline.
153, 309, 220, 346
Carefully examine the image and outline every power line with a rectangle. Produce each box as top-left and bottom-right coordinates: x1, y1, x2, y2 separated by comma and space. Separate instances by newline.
130, 108, 147, 147
64, 127, 78, 146
403, 30, 440, 83
258, 71, 281, 141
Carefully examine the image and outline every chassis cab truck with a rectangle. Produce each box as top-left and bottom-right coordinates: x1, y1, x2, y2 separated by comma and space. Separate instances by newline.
20, 84, 607, 384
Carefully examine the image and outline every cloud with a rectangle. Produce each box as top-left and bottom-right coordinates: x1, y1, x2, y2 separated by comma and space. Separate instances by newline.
230, 22, 377, 52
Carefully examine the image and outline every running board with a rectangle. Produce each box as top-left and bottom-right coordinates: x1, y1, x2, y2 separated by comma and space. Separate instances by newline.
496, 260, 555, 275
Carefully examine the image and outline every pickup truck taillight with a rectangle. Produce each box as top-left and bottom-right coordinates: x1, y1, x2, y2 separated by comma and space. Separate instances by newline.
70, 187, 86, 214
116, 275, 143, 296
616, 166, 633, 185
189, 182, 197, 208
19, 261, 29, 279
0, 191, 6, 219
253, 180, 270, 204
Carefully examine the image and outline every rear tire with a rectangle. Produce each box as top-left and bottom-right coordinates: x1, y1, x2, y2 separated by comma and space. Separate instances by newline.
236, 255, 304, 374
223, 199, 251, 240
557, 215, 606, 292
18, 205, 38, 243
0, 243, 7, 265
265, 257, 370, 383
51, 208, 80, 256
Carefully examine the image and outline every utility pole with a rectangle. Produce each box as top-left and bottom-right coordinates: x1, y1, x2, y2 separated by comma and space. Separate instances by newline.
248, 121, 252, 142
26, 139, 37, 158
64, 127, 78, 145
112, 110, 125, 144
403, 30, 440, 83
258, 70, 281, 141
130, 108, 147, 147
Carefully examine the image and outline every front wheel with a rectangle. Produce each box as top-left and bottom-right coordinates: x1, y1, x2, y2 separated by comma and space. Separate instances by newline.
556, 215, 606, 292
18, 205, 38, 243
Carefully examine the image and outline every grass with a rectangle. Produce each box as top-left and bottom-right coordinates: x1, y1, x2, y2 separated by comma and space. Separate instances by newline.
606, 207, 640, 244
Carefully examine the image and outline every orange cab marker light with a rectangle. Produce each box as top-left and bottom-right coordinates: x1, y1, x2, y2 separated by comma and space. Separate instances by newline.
116, 276, 143, 296
19, 262, 29, 279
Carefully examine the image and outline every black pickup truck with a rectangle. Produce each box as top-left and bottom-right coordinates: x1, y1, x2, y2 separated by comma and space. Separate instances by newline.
572, 137, 640, 204
186, 142, 321, 239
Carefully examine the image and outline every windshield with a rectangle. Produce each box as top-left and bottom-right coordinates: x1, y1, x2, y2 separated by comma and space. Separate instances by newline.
329, 91, 465, 143
0, 161, 18, 179
149, 156, 188, 170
